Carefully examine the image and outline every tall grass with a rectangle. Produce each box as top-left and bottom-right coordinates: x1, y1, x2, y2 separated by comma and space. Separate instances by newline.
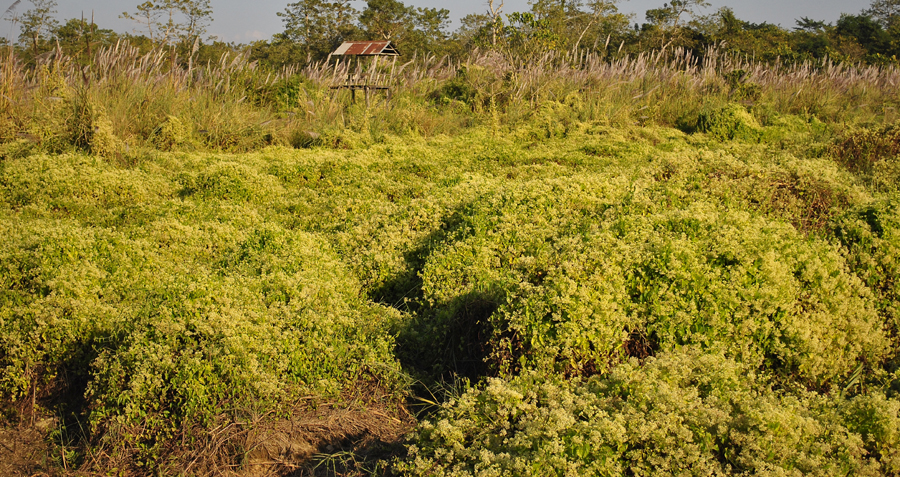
1, 43, 898, 160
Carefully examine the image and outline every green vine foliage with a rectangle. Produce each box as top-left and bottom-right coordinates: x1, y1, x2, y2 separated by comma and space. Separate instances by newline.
0, 153, 402, 461
1, 102, 898, 471
403, 349, 900, 476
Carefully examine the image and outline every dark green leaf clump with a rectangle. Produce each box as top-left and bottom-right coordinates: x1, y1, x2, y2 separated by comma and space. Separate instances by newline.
697, 103, 761, 141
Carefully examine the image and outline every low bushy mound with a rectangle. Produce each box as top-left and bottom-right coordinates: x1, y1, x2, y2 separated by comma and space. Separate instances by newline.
411, 178, 887, 386
0, 152, 402, 465
403, 349, 900, 476
1, 118, 898, 473
697, 104, 761, 141
831, 123, 900, 174
830, 123, 900, 191
835, 198, 900, 344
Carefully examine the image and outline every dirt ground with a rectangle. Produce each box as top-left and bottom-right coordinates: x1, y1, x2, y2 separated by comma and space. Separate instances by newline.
239, 399, 415, 476
0, 420, 55, 476
0, 397, 413, 476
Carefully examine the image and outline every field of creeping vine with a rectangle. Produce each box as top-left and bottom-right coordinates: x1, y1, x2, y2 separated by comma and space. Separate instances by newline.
1, 50, 900, 475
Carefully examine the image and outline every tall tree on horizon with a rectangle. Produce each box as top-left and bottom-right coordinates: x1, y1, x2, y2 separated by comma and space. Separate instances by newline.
17, 0, 59, 58
358, 0, 449, 54
121, 0, 213, 47
644, 0, 710, 48
866, 0, 900, 28
359, 0, 414, 41
277, 0, 358, 60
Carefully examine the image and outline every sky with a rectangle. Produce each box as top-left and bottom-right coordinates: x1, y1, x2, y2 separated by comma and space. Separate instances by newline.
1, 0, 869, 45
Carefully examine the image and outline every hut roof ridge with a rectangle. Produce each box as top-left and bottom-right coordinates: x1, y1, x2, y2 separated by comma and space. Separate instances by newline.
332, 41, 401, 57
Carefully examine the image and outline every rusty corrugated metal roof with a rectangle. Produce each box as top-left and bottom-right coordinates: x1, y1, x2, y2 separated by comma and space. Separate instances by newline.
332, 41, 400, 56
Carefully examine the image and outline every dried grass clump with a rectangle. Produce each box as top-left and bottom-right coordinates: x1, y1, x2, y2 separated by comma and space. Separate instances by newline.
831, 123, 900, 177
3, 42, 899, 156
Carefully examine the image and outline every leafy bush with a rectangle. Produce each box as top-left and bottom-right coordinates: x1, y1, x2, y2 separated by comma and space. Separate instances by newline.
150, 115, 191, 151
834, 199, 900, 348
697, 103, 762, 141
403, 349, 898, 476
0, 151, 402, 464
831, 123, 900, 189
437, 68, 479, 105
723, 69, 762, 102
412, 179, 888, 385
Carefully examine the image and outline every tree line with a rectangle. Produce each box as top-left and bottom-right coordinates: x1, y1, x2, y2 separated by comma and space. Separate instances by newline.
3, 0, 900, 67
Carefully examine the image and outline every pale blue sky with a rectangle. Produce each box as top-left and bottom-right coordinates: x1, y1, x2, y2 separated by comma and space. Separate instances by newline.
2, 0, 870, 44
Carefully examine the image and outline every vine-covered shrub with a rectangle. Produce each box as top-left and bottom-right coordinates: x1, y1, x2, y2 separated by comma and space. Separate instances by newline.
151, 115, 191, 151
1, 114, 898, 473
415, 179, 888, 385
834, 199, 900, 344
0, 152, 402, 462
831, 123, 900, 175
697, 103, 761, 141
402, 349, 900, 476
723, 69, 762, 102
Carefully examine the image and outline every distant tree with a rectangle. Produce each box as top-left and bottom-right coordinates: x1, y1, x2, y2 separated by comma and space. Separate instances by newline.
865, 0, 900, 28
121, 1, 164, 43
53, 17, 118, 62
865, 0, 900, 58
454, 0, 505, 49
643, 0, 710, 48
700, 8, 805, 62
644, 0, 709, 31
121, 0, 213, 47
487, 0, 504, 46
836, 13, 892, 56
408, 6, 451, 53
248, 37, 307, 67
359, 0, 414, 41
193, 39, 243, 66
455, 12, 492, 47
18, 0, 59, 58
795, 17, 827, 33
527, 0, 580, 47
178, 0, 213, 45
123, 33, 155, 54
789, 17, 832, 60
504, 11, 563, 56
571, 0, 632, 53
278, 0, 358, 60
358, 0, 450, 55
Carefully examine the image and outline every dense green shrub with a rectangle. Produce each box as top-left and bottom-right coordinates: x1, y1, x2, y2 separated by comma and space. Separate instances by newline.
1, 105, 898, 473
831, 123, 900, 191
831, 123, 900, 173
150, 115, 191, 151
0, 151, 402, 463
413, 179, 888, 385
437, 68, 480, 105
403, 349, 899, 476
834, 199, 900, 348
723, 69, 762, 102
697, 103, 762, 141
